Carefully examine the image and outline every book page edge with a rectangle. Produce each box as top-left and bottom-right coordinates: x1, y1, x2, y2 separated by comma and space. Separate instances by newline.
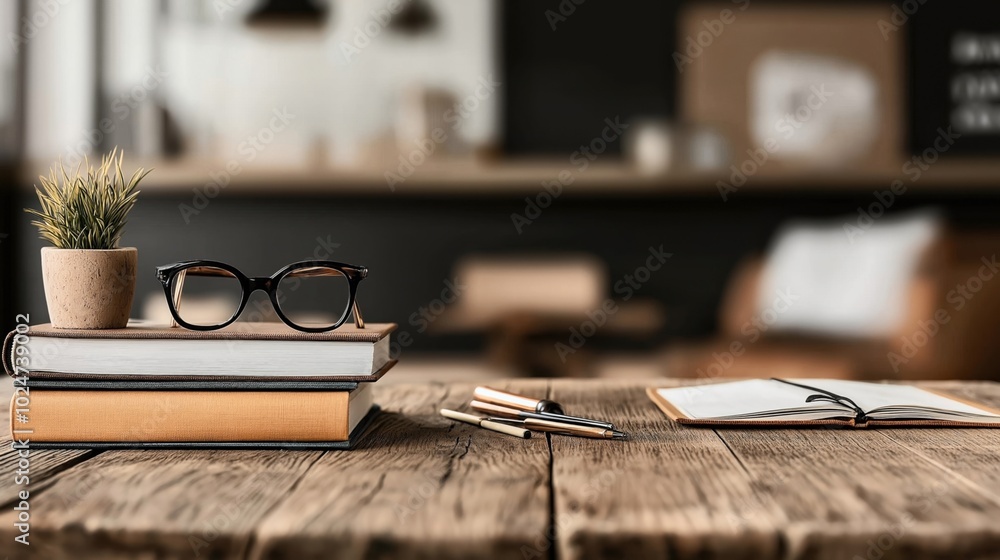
921, 387, 1000, 417
645, 387, 692, 422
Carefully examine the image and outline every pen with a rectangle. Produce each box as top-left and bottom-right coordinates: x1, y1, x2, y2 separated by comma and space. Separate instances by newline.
492, 416, 628, 440
470, 399, 616, 431
474, 386, 565, 413
440, 408, 532, 439
473, 386, 616, 430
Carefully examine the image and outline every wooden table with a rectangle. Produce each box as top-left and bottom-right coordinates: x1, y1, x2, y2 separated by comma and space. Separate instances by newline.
1, 379, 999, 560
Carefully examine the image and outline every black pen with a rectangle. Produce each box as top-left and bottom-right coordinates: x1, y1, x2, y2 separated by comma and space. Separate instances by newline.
470, 399, 616, 431
472, 387, 617, 430
487, 415, 627, 439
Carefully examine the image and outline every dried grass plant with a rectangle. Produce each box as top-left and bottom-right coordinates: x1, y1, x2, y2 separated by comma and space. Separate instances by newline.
25, 149, 149, 249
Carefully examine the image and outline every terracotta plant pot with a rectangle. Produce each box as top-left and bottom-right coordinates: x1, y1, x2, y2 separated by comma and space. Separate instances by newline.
41, 247, 138, 329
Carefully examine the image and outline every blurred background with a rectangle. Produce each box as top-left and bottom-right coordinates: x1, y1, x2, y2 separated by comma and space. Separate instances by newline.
2, 0, 1000, 383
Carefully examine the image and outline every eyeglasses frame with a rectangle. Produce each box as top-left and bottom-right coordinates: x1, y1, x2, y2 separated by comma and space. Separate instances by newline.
155, 259, 367, 333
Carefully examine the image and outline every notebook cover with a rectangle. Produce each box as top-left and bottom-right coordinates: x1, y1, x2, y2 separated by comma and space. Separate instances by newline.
646, 386, 1000, 429
27, 405, 380, 450
4, 325, 397, 381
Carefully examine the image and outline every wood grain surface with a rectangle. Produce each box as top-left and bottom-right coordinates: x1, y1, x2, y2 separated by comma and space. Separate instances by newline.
248, 380, 551, 560
0, 379, 997, 560
550, 380, 1000, 560
0, 380, 98, 508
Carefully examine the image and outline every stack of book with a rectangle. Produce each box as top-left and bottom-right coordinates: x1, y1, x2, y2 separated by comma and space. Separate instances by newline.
3, 322, 396, 448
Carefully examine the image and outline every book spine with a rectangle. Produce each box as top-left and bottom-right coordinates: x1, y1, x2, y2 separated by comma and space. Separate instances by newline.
2, 330, 14, 377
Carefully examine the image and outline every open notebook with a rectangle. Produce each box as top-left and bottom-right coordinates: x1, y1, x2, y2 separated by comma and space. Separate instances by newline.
648, 379, 1000, 428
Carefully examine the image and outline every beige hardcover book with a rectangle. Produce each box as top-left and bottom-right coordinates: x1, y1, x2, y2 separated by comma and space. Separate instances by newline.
11, 384, 374, 443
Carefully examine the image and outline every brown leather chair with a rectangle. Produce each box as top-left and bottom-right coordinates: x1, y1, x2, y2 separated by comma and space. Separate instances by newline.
663, 231, 1000, 381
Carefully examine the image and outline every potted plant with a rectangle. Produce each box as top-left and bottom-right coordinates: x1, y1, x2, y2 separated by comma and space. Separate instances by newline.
25, 149, 150, 329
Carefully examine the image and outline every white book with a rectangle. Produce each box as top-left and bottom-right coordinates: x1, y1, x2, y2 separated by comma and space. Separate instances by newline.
5, 322, 396, 380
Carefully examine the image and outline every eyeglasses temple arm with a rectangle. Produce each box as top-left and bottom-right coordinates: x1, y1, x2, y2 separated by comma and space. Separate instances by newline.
169, 270, 187, 328
352, 299, 365, 329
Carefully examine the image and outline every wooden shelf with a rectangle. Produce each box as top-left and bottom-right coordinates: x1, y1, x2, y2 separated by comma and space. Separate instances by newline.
15, 157, 1000, 197
16, 158, 713, 195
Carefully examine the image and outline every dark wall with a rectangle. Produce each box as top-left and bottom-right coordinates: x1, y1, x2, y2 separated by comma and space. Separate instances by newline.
15, 189, 1000, 354
910, 0, 1000, 154
502, 0, 680, 155
506, 0, 1000, 159
13, 1, 1000, 347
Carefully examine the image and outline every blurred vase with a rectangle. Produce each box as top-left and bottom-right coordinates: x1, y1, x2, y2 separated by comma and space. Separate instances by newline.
625, 120, 730, 174
41, 247, 137, 329
627, 121, 675, 174
687, 126, 729, 171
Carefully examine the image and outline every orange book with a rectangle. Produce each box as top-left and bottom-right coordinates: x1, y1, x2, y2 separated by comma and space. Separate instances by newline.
11, 384, 375, 447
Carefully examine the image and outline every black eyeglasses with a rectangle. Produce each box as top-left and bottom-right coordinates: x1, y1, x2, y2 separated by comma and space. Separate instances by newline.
156, 260, 367, 333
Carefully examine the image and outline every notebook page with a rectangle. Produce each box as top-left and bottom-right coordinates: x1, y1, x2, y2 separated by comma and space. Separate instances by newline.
804, 380, 1000, 418
657, 379, 851, 420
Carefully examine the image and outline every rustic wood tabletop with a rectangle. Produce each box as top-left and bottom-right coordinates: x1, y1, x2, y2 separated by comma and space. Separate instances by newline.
0, 379, 998, 560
